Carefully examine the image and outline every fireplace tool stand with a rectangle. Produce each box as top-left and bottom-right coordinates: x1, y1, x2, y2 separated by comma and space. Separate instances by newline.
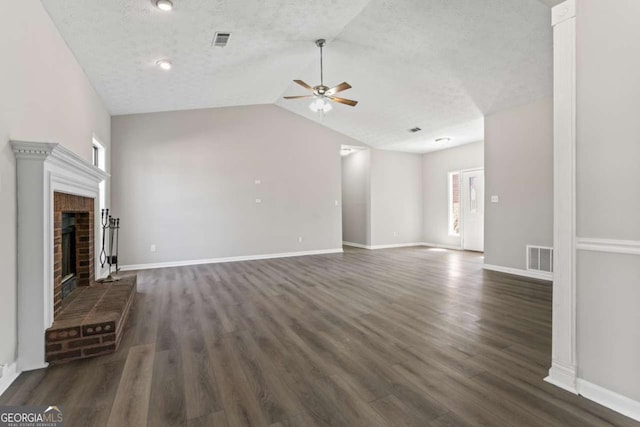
98, 208, 121, 283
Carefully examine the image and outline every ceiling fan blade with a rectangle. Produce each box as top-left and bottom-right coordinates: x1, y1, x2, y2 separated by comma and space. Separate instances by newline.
325, 82, 352, 96
283, 95, 314, 99
328, 96, 358, 107
293, 80, 314, 91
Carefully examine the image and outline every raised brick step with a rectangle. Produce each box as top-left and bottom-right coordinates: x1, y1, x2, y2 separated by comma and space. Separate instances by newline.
45, 275, 137, 364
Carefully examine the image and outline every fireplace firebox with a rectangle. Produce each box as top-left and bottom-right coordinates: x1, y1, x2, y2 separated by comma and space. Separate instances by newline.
53, 193, 95, 316
60, 213, 77, 300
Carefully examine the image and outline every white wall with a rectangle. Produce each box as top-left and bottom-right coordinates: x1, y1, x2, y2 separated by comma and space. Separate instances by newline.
422, 141, 484, 248
484, 98, 553, 270
0, 0, 111, 366
111, 105, 357, 266
369, 150, 423, 246
341, 150, 371, 246
575, 0, 640, 403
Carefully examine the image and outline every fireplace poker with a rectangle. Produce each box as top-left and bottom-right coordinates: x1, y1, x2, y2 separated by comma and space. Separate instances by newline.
100, 209, 109, 268
114, 218, 120, 272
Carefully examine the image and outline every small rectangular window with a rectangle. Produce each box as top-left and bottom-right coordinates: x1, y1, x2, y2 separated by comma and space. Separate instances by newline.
92, 144, 99, 167
449, 172, 460, 236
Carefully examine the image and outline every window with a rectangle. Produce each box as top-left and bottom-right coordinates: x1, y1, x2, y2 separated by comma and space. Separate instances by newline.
93, 136, 107, 275
449, 172, 460, 236
92, 136, 106, 211
92, 144, 99, 167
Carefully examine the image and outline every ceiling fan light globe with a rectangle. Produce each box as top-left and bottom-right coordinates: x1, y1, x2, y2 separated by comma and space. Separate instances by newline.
309, 97, 332, 113
156, 0, 173, 11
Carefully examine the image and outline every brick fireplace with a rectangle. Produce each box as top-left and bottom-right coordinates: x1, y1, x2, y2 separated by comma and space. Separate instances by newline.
53, 192, 95, 317
47, 194, 136, 365
12, 141, 138, 368
12, 141, 136, 370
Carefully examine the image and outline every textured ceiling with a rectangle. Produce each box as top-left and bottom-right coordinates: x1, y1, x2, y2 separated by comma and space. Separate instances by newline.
42, 0, 553, 152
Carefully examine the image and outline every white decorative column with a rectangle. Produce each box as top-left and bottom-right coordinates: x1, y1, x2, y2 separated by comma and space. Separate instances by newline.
545, 0, 578, 394
12, 141, 108, 371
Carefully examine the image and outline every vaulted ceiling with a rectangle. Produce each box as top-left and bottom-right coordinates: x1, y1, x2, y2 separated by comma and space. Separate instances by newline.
42, 0, 555, 153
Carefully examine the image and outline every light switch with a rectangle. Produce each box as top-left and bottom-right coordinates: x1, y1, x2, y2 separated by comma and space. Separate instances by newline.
334, 200, 339, 206
491, 195, 500, 203
150, 244, 157, 252
255, 198, 262, 204
254, 179, 261, 185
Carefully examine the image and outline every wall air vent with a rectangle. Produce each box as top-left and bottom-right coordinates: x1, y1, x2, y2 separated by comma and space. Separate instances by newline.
527, 245, 554, 275
212, 32, 231, 47
409, 127, 422, 133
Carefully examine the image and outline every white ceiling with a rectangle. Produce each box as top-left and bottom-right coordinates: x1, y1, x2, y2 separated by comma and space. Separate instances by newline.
42, 0, 554, 153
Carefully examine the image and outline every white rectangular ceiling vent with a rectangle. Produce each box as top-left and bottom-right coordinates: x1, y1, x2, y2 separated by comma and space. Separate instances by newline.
212, 32, 231, 47
527, 245, 554, 274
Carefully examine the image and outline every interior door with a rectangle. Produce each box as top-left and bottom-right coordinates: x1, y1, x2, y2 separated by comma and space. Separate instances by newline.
461, 169, 484, 252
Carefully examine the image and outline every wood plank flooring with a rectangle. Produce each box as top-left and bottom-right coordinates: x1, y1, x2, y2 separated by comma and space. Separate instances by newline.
2, 246, 638, 426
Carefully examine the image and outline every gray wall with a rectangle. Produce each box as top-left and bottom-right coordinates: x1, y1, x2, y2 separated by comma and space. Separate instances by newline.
576, 0, 640, 402
341, 150, 371, 246
484, 97, 553, 270
422, 141, 484, 248
369, 150, 423, 246
0, 0, 111, 366
111, 105, 358, 266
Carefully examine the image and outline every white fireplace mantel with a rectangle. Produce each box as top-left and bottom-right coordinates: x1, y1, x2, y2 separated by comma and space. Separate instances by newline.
12, 141, 108, 371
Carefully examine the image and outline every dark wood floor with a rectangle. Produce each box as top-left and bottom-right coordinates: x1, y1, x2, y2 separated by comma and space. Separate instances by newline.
2, 246, 638, 426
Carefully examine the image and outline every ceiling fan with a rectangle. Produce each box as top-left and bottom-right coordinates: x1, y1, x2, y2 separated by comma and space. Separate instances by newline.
284, 39, 358, 113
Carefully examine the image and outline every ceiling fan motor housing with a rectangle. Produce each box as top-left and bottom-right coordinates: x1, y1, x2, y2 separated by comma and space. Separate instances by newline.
313, 85, 329, 96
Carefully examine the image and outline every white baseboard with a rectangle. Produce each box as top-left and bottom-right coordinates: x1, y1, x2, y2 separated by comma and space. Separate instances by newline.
368, 242, 425, 250
120, 248, 344, 271
484, 263, 553, 281
343, 241, 424, 250
342, 241, 371, 249
0, 362, 20, 396
422, 242, 463, 251
545, 363, 577, 394
577, 379, 640, 422
343, 241, 462, 251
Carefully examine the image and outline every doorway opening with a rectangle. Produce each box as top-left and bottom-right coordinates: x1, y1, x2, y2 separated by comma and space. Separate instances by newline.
449, 168, 484, 252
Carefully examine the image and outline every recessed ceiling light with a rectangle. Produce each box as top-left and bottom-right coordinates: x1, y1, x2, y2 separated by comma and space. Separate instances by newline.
156, 59, 172, 70
435, 137, 451, 143
155, 0, 173, 11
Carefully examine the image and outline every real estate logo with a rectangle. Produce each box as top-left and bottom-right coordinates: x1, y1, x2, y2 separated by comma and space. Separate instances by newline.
0, 405, 63, 427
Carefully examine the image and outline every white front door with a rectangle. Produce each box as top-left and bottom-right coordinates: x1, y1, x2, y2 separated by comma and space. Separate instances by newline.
461, 169, 484, 252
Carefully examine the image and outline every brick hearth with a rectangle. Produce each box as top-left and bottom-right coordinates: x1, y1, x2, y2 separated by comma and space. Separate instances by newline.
45, 275, 137, 363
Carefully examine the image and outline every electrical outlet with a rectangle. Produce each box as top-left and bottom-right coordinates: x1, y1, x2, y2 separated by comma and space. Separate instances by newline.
150, 244, 157, 252
254, 179, 261, 185
255, 198, 262, 204
298, 236, 303, 243
491, 195, 500, 203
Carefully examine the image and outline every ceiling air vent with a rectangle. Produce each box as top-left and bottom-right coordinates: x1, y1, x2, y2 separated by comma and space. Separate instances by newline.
212, 32, 231, 47
409, 127, 422, 133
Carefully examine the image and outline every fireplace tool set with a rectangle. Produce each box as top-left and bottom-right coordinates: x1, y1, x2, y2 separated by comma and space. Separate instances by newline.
99, 208, 121, 282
